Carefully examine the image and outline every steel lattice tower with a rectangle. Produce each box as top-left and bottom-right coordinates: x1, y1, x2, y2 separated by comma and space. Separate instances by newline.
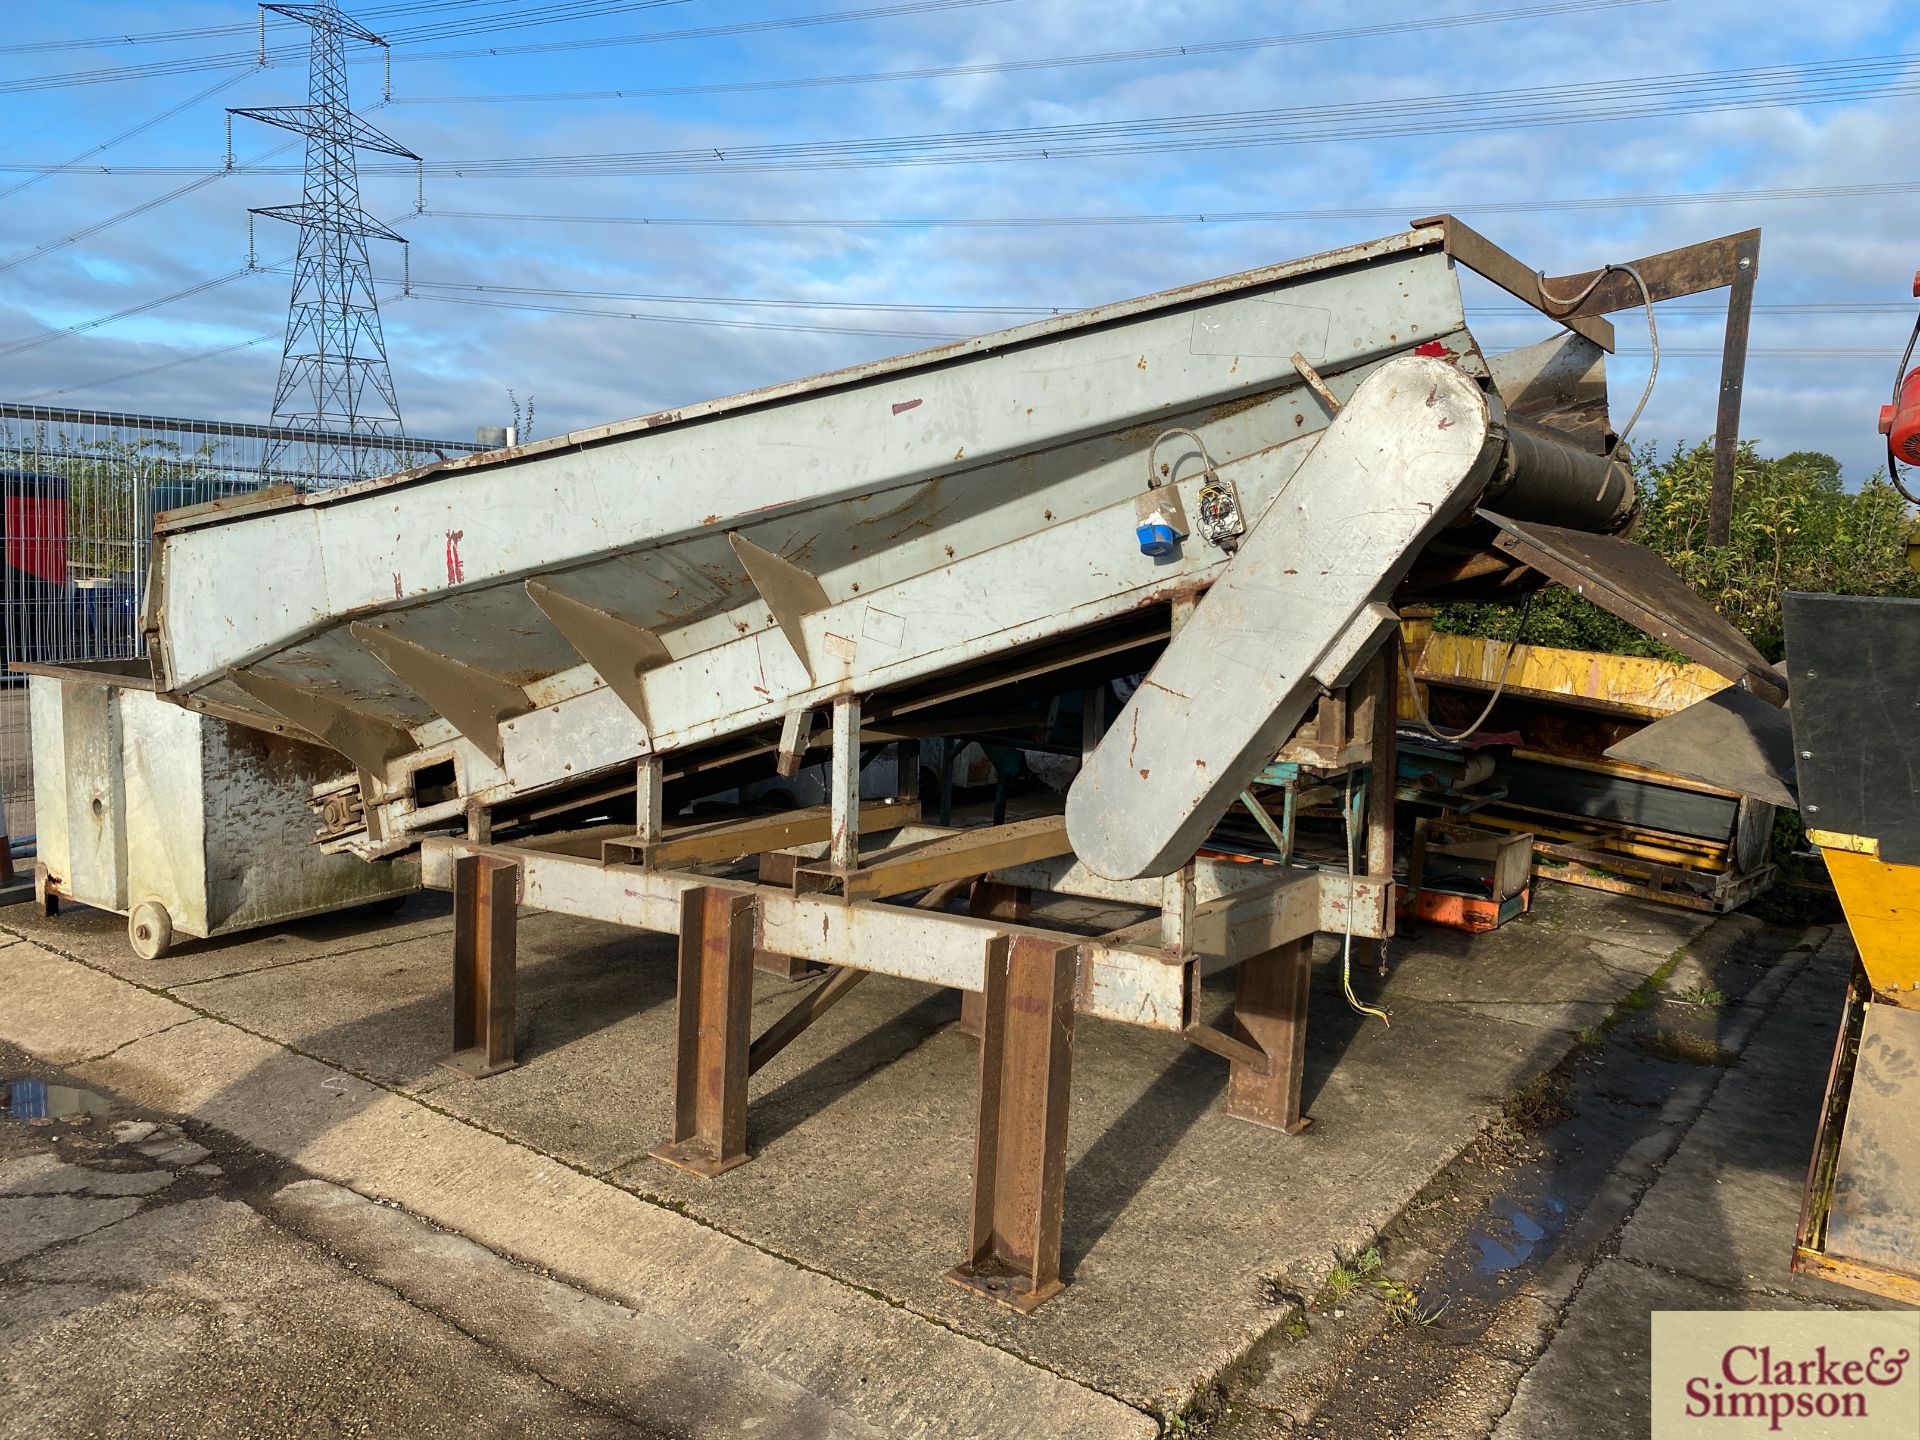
232, 1, 417, 482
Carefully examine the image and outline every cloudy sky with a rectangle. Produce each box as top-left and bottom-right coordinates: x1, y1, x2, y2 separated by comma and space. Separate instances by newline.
2, 0, 1916, 481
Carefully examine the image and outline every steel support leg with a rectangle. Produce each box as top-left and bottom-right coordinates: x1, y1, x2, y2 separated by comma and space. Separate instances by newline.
945, 934, 1078, 1313
445, 853, 519, 1079
957, 880, 1029, 1037
1225, 939, 1311, 1134
651, 887, 756, 1178
829, 695, 861, 873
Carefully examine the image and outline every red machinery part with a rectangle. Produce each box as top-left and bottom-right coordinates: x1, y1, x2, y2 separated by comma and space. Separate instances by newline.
1883, 367, 1920, 467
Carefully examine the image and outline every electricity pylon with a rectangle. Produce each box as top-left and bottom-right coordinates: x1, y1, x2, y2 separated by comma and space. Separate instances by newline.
231, 1, 416, 482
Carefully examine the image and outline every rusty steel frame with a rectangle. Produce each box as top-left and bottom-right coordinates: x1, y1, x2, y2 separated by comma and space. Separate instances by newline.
651, 887, 758, 1178
1421, 214, 1759, 547
1224, 939, 1313, 1134
944, 933, 1078, 1313
445, 853, 520, 1079
958, 879, 1030, 1038
419, 804, 1390, 1310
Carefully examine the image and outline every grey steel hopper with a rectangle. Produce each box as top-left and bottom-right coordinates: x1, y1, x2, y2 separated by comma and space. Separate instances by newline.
143, 218, 1763, 876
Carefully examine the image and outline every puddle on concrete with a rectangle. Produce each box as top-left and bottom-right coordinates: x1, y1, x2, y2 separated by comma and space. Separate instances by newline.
2, 1080, 116, 1123
1469, 1194, 1563, 1274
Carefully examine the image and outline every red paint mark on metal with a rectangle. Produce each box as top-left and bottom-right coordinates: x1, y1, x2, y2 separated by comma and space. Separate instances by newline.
890, 398, 923, 416
1414, 341, 1448, 357
445, 529, 466, 584
392, 572, 403, 598
1437, 416, 1454, 430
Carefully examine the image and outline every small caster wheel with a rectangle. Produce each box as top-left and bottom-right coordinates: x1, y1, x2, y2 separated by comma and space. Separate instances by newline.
128, 901, 173, 961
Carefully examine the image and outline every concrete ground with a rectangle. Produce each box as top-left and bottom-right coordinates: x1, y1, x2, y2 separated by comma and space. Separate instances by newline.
1204, 919, 1906, 1438
0, 876, 1885, 1436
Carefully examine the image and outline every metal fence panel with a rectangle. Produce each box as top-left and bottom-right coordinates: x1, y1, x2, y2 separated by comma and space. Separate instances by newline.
0, 403, 486, 844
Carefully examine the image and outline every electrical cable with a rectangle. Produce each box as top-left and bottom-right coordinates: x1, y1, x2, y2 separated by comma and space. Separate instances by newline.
1536, 261, 1659, 449
421, 179, 1920, 233
392, 0, 1662, 106
0, 68, 260, 205
9, 51, 1919, 168
1146, 427, 1221, 487
1340, 769, 1390, 1028
0, 0, 999, 93
0, 0, 617, 53
1403, 595, 1536, 744
404, 289, 967, 340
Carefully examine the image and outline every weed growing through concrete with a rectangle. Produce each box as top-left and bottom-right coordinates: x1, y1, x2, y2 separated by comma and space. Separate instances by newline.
1674, 985, 1727, 1008
1488, 1071, 1574, 1152
1633, 1028, 1741, 1066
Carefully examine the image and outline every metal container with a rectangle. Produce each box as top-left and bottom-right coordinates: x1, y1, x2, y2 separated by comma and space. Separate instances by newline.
26, 659, 415, 958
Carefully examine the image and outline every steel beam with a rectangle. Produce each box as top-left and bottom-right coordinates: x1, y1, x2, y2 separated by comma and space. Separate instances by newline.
752, 851, 814, 979
945, 934, 1078, 1313
958, 880, 1029, 1037
1709, 234, 1760, 546
420, 837, 1190, 1029
651, 887, 757, 1178
1417, 214, 1615, 350
445, 853, 519, 1078
747, 966, 868, 1077
605, 797, 919, 870
797, 816, 1071, 901
828, 695, 862, 873
1224, 939, 1312, 1134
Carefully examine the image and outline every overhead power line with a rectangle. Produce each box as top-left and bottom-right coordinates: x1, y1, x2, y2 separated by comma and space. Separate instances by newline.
20, 332, 282, 402
0, 128, 309, 275
0, 68, 261, 204
387, 0, 1008, 65
0, 1, 692, 88
391, 0, 1663, 106
13, 52, 1915, 178
0, 0, 998, 94
404, 291, 967, 340
421, 179, 1920, 232
0, 265, 261, 360
0, 0, 657, 53
337, 271, 1920, 322
30, 311, 1905, 413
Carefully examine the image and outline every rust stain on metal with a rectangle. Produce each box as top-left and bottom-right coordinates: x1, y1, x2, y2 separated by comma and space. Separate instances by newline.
392, 573, 403, 598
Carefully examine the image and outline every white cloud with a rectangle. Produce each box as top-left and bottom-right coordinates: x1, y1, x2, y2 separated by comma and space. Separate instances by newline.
1, 0, 1916, 482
